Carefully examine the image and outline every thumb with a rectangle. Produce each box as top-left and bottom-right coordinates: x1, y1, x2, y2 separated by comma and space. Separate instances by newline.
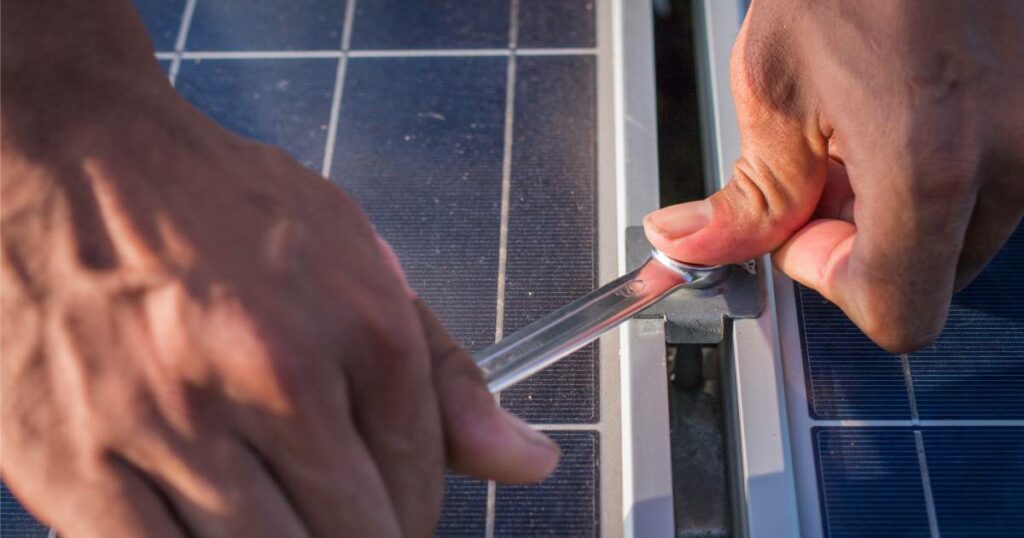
644, 25, 829, 265
413, 300, 560, 484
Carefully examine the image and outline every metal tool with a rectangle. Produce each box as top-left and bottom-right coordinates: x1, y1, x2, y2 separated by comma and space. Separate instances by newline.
473, 250, 727, 393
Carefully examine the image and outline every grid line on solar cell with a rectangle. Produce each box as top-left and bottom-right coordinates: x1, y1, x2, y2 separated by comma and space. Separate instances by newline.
318, 0, 357, 177
166, 0, 197, 84
499, 54, 599, 424
154, 48, 598, 60
485, 4, 518, 534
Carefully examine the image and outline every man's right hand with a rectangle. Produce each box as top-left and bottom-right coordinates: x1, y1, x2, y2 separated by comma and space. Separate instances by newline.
1, 32, 558, 536
645, 0, 1023, 352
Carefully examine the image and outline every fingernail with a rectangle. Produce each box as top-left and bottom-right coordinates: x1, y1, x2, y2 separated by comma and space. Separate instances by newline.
502, 410, 559, 454
645, 199, 713, 239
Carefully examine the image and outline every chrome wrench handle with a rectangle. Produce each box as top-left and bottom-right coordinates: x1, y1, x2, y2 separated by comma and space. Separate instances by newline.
474, 251, 726, 393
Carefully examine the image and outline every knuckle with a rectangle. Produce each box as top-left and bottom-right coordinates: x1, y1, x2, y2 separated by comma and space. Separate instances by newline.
728, 160, 799, 233
853, 292, 946, 354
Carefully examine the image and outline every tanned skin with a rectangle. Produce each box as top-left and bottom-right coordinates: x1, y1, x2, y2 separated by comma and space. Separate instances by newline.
2, 1, 558, 536
1, 0, 1022, 536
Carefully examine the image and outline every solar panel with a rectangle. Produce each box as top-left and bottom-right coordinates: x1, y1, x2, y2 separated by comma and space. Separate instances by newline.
0, 0, 630, 535
796, 226, 1024, 536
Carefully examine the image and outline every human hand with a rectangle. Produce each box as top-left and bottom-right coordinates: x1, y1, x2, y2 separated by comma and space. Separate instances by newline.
645, 0, 1023, 351
1, 60, 558, 537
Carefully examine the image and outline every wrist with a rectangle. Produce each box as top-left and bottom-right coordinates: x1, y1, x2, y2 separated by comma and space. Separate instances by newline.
1, 0, 172, 155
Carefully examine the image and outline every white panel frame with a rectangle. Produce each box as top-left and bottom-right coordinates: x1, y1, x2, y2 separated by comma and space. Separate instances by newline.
692, 1, 802, 536
611, 0, 675, 536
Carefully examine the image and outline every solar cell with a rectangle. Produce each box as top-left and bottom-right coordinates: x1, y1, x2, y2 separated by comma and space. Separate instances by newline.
436, 475, 488, 536
813, 428, 931, 538
1, 484, 48, 538
499, 55, 599, 424
134, 0, 185, 52
494, 431, 600, 536
176, 58, 337, 171
330, 56, 507, 349
517, 0, 596, 48
922, 427, 1024, 537
186, 0, 347, 51
349, 0, 508, 50
796, 286, 913, 419
909, 226, 1024, 419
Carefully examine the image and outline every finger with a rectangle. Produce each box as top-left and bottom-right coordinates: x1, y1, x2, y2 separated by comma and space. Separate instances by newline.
119, 431, 309, 537
776, 145, 978, 352
644, 18, 829, 265
953, 181, 1023, 291
339, 298, 445, 536
46, 457, 186, 538
813, 158, 855, 223
229, 354, 402, 537
413, 300, 560, 484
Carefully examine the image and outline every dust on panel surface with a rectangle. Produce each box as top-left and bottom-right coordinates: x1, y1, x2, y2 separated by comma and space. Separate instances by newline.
500, 55, 599, 424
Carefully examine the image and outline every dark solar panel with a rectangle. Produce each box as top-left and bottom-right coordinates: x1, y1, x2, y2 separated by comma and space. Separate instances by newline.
437, 474, 488, 536
802, 225, 1024, 536
134, 0, 184, 52
494, 431, 600, 536
909, 227, 1024, 419
186, 0, 348, 51
349, 0, 508, 50
922, 427, 1024, 537
330, 56, 507, 350
499, 55, 599, 424
517, 0, 596, 48
175, 58, 337, 171
1, 483, 48, 537
813, 428, 931, 538
796, 286, 912, 419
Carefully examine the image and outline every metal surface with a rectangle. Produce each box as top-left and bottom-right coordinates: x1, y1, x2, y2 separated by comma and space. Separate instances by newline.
693, 0, 801, 536
475, 251, 725, 393
626, 226, 764, 344
611, 0, 674, 535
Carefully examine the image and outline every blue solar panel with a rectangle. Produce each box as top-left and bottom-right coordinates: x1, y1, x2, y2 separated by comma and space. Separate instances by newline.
801, 226, 1023, 536
923, 427, 1024, 537
436, 474, 488, 536
349, 0, 508, 50
517, 0, 596, 48
1, 483, 48, 537
186, 0, 347, 51
796, 286, 912, 419
175, 58, 337, 171
133, 0, 184, 51
909, 226, 1024, 419
813, 428, 931, 538
494, 431, 600, 536
499, 55, 599, 423
330, 56, 507, 350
